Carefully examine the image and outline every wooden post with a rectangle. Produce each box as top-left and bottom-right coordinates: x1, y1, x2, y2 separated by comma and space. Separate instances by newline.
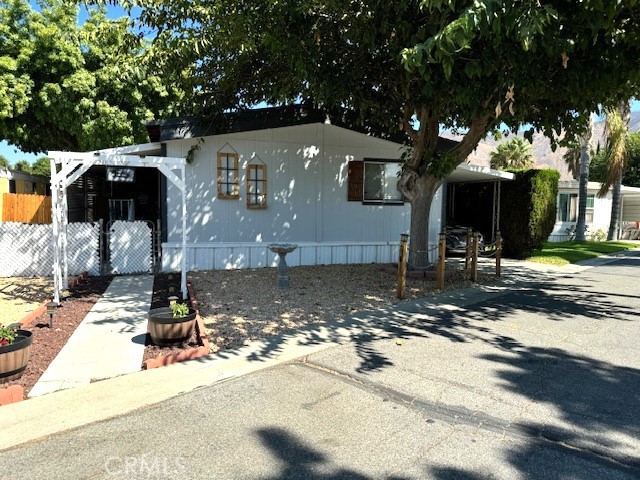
396, 234, 409, 299
471, 232, 479, 283
436, 232, 446, 290
465, 227, 472, 270
496, 231, 502, 277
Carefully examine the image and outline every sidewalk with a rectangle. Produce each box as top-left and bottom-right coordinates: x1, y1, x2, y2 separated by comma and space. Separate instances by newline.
28, 275, 153, 398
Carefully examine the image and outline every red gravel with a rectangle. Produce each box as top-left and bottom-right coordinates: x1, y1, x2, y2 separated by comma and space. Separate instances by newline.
2, 273, 201, 400
142, 273, 201, 367
2, 275, 114, 397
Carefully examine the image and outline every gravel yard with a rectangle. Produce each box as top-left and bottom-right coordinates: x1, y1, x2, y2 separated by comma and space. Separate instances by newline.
0, 277, 53, 325
191, 264, 497, 353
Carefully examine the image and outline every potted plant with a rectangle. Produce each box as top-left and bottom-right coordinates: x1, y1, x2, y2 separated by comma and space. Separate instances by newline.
0, 323, 33, 383
147, 302, 197, 346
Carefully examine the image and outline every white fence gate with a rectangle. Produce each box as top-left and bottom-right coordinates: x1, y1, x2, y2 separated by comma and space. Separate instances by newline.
0, 222, 100, 277
108, 220, 153, 274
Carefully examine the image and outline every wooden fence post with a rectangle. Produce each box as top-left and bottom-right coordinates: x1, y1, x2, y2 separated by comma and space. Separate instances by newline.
465, 227, 472, 270
471, 232, 479, 283
396, 233, 409, 299
437, 232, 446, 291
496, 231, 502, 277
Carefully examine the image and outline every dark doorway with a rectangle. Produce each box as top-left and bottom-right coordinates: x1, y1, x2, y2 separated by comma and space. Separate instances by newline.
67, 166, 161, 226
446, 181, 499, 241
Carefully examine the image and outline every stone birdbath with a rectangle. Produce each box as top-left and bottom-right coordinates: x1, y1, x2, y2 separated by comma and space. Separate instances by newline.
268, 243, 298, 289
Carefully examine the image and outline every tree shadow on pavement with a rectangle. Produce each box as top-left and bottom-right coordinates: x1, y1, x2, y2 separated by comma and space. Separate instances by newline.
256, 427, 409, 480
482, 346, 640, 466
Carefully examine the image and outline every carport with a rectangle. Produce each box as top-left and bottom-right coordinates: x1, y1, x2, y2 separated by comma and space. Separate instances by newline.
444, 164, 514, 241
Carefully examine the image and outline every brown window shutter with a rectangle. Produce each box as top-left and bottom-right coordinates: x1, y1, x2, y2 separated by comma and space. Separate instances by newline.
347, 161, 364, 201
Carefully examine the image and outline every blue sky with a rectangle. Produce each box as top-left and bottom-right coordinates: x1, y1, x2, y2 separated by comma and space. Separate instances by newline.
1, 2, 639, 164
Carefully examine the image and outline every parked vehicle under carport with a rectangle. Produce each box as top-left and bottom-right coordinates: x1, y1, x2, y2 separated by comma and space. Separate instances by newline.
445, 226, 484, 255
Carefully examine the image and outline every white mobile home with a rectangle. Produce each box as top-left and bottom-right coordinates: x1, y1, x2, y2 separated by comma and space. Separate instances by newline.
153, 107, 512, 270
549, 181, 640, 241
47, 105, 512, 298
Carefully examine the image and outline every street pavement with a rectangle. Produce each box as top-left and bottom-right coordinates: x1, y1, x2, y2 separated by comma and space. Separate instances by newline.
1, 251, 639, 479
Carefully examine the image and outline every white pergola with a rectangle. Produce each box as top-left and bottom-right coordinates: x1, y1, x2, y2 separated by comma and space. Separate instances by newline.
48, 143, 188, 304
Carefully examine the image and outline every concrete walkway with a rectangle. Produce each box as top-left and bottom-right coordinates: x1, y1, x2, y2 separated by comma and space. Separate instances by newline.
28, 275, 153, 398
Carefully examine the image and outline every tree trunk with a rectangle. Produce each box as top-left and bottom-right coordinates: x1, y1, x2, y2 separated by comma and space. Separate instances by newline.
575, 114, 594, 242
401, 173, 442, 269
607, 174, 622, 240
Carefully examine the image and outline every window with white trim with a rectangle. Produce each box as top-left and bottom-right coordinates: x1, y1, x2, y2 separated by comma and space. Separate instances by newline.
558, 193, 594, 222
363, 160, 403, 204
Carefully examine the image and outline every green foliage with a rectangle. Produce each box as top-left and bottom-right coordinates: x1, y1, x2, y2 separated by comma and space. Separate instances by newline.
30, 156, 51, 176
135, 0, 640, 155
0, 0, 189, 153
501, 169, 559, 258
12, 159, 31, 172
527, 241, 637, 266
591, 131, 640, 189
0, 154, 9, 168
0, 322, 17, 346
490, 137, 534, 170
170, 302, 189, 318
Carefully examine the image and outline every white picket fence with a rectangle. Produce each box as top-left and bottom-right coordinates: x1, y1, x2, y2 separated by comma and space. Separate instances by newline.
0, 222, 100, 277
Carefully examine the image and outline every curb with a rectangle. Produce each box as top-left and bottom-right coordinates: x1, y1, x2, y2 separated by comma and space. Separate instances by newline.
143, 282, 210, 370
0, 272, 89, 405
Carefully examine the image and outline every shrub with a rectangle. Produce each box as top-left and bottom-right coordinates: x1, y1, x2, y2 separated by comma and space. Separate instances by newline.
501, 169, 559, 258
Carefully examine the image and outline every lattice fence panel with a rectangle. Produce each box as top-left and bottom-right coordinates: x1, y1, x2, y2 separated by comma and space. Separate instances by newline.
0, 222, 100, 277
109, 221, 152, 274
67, 222, 101, 276
0, 223, 53, 276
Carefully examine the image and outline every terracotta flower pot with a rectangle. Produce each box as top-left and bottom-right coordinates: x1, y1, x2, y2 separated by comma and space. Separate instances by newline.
0, 330, 33, 383
147, 307, 197, 346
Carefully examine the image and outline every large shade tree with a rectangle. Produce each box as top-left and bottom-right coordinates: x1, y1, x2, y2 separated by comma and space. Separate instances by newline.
0, 0, 188, 153
119, 0, 640, 265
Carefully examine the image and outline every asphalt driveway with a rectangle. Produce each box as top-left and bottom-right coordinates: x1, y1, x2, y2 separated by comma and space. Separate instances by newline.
1, 252, 639, 479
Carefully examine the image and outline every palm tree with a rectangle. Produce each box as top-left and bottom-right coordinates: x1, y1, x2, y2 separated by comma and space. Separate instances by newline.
490, 137, 535, 170
600, 101, 631, 240
563, 113, 594, 242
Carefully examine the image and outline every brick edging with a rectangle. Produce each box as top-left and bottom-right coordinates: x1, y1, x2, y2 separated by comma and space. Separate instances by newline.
143, 282, 210, 370
0, 385, 24, 407
1, 272, 89, 406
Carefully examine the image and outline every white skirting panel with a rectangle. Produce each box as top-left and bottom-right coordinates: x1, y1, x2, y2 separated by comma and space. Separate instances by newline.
161, 242, 399, 272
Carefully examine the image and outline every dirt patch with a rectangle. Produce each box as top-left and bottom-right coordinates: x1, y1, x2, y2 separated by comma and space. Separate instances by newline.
2, 276, 113, 397
191, 264, 497, 353
0, 277, 53, 325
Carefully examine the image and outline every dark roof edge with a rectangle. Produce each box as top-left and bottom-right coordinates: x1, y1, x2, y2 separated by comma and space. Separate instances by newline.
146, 104, 458, 151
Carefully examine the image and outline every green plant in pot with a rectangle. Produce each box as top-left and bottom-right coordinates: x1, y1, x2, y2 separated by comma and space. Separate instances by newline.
147, 300, 197, 346
0, 323, 33, 383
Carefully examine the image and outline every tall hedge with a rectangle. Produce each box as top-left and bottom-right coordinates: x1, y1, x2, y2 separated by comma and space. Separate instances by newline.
501, 169, 559, 258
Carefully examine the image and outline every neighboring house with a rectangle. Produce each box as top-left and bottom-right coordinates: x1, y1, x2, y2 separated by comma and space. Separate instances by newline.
549, 181, 640, 241
0, 166, 50, 222
147, 106, 512, 271
0, 166, 49, 196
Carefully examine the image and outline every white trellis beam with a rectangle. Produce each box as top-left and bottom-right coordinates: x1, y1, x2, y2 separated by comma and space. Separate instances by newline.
48, 147, 188, 302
